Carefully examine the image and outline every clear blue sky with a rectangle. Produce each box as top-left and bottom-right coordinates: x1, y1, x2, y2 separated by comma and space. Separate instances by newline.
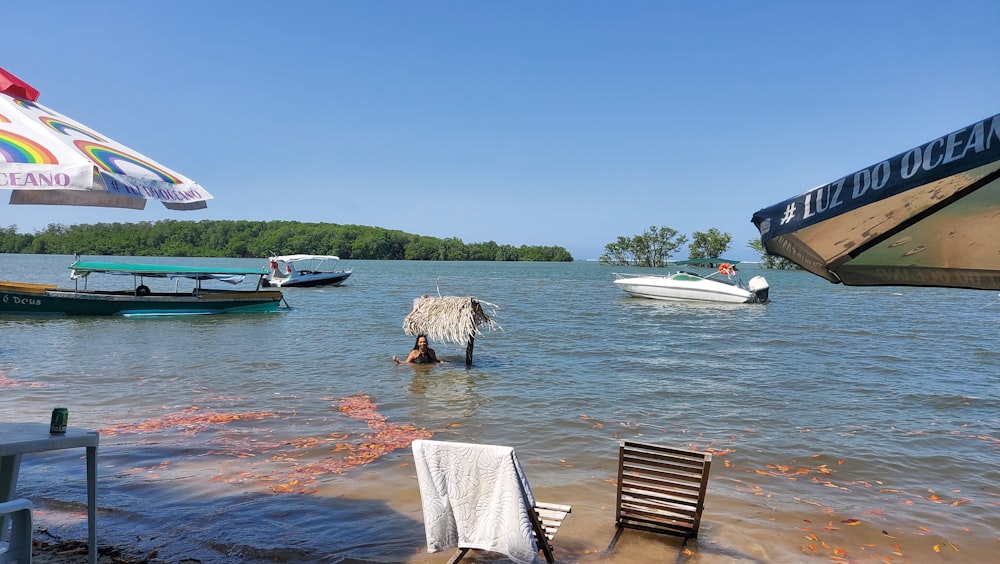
3, 1, 998, 260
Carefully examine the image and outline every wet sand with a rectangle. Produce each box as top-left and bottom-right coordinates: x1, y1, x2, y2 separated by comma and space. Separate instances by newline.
26, 467, 987, 563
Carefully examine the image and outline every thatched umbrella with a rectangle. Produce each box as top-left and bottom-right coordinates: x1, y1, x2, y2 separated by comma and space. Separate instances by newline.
402, 296, 502, 366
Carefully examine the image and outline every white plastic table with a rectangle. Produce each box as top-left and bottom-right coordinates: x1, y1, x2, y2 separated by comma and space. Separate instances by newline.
0, 422, 99, 564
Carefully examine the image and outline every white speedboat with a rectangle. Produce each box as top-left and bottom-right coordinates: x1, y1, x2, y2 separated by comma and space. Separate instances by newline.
613, 259, 769, 304
263, 255, 352, 288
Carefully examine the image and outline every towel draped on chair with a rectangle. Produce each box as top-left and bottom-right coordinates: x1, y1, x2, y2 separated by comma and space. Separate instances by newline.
412, 439, 541, 564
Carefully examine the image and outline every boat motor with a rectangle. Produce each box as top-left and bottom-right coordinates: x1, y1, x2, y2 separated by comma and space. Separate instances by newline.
747, 276, 770, 303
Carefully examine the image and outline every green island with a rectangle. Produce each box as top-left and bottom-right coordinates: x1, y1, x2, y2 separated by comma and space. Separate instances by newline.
0, 220, 573, 262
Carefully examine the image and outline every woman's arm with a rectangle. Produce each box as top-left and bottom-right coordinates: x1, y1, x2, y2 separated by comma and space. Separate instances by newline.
392, 350, 420, 364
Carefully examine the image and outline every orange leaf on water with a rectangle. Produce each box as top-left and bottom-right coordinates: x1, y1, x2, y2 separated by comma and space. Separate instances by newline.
933, 544, 941, 553
841, 519, 861, 525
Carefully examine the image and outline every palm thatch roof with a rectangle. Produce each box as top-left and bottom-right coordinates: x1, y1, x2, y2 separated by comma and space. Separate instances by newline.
402, 296, 502, 345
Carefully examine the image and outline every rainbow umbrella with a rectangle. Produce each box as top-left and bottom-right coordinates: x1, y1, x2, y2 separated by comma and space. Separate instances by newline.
752, 113, 1000, 291
0, 66, 212, 210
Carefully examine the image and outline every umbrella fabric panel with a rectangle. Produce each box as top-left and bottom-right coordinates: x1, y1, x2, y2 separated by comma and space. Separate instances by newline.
752, 114, 1000, 290
0, 69, 212, 210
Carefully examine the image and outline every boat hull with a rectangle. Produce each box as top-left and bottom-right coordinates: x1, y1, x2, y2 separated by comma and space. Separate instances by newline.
0, 282, 283, 316
613, 274, 764, 304
263, 271, 351, 288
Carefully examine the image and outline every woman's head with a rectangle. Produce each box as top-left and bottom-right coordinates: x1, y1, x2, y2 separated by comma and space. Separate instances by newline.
413, 334, 429, 349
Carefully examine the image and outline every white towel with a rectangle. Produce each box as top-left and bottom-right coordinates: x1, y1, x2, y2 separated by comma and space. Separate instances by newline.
412, 439, 540, 564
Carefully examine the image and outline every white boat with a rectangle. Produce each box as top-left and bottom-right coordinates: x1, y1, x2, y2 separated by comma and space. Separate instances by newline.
613, 259, 769, 304
262, 255, 352, 288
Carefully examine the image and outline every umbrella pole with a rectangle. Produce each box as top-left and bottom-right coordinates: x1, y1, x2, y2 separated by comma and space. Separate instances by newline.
465, 336, 474, 367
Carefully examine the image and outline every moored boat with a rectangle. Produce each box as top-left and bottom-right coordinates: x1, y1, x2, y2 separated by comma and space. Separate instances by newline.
613, 259, 769, 304
262, 255, 352, 288
0, 260, 285, 316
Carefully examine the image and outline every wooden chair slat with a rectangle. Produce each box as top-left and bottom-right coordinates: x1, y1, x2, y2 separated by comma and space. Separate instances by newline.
614, 440, 712, 540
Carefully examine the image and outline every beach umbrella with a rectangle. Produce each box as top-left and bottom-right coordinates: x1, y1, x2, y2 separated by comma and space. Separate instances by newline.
751, 113, 1000, 290
0, 66, 212, 210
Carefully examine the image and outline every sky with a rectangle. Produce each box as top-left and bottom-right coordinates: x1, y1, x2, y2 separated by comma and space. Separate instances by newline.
2, 1, 998, 260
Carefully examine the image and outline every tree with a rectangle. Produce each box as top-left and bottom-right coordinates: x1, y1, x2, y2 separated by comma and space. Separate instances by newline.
688, 228, 732, 259
600, 226, 687, 267
747, 237, 799, 269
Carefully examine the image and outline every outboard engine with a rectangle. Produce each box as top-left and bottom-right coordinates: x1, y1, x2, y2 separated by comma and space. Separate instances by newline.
747, 276, 770, 303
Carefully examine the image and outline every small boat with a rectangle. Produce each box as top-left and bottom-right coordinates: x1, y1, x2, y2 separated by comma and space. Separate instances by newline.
262, 255, 352, 288
0, 260, 285, 316
613, 259, 770, 304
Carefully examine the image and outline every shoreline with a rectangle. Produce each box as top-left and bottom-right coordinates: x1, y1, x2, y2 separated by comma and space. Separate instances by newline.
24, 472, 991, 564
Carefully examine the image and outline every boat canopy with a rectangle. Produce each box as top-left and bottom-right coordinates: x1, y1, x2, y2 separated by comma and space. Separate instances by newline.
668, 258, 741, 266
272, 254, 341, 263
69, 261, 268, 284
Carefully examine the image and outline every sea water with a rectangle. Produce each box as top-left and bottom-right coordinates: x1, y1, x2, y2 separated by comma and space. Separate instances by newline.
1, 254, 997, 563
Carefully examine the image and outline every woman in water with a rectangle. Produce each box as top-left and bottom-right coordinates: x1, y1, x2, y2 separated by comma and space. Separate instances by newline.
393, 334, 447, 364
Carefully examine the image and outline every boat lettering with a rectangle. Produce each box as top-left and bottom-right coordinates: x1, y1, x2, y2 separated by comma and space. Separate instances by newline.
0, 172, 72, 188
7, 294, 42, 306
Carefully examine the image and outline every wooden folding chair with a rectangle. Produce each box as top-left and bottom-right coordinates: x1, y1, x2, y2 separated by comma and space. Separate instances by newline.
412, 439, 572, 563
446, 500, 572, 564
614, 440, 712, 539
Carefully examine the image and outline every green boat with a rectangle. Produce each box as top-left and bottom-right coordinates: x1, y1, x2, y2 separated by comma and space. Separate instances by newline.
0, 260, 285, 316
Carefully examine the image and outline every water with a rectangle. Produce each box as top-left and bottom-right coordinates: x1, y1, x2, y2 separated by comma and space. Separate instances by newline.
2, 254, 997, 563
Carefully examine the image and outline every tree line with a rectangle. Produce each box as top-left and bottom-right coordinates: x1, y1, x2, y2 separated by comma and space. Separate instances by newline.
0, 220, 573, 262
600, 225, 798, 269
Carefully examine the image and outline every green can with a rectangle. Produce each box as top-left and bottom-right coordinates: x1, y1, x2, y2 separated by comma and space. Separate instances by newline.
49, 407, 68, 434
